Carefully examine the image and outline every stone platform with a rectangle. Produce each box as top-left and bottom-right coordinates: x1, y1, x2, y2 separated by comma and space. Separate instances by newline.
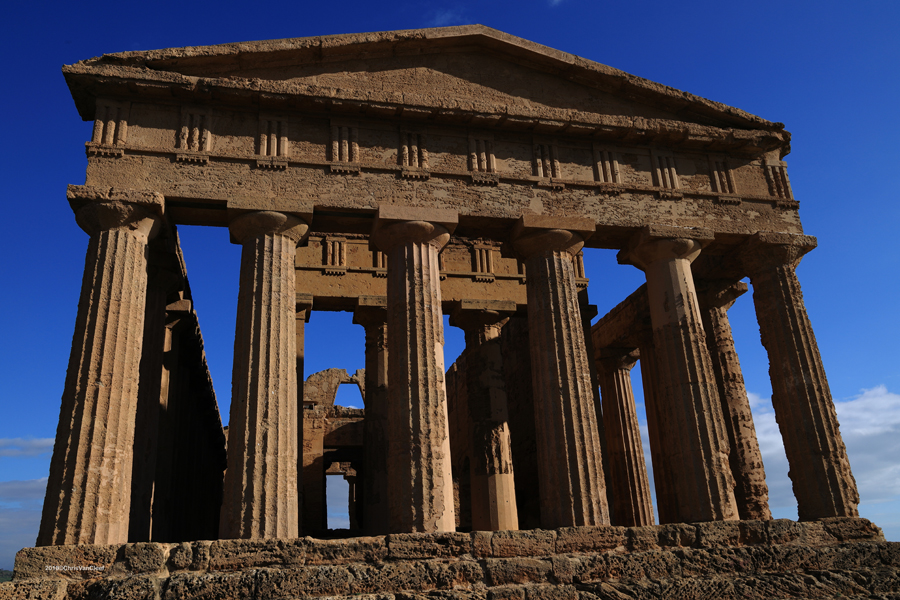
3, 518, 899, 599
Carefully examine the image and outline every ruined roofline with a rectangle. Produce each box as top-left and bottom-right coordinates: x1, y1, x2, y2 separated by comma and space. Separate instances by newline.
63, 24, 785, 138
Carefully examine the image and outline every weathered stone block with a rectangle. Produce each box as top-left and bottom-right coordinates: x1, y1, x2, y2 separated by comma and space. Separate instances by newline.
254, 565, 353, 598
305, 536, 387, 565
655, 523, 696, 548
14, 545, 118, 582
165, 541, 210, 573
348, 561, 483, 594
71, 575, 160, 600
116, 543, 167, 576
737, 520, 768, 546
207, 539, 305, 571
0, 580, 67, 600
554, 527, 625, 555
491, 530, 556, 558
161, 571, 256, 600
387, 533, 472, 559
821, 517, 884, 542
624, 527, 658, 553
483, 559, 552, 586
766, 518, 803, 545
524, 583, 576, 600
487, 585, 526, 600
550, 556, 575, 584
696, 520, 740, 548
472, 532, 493, 559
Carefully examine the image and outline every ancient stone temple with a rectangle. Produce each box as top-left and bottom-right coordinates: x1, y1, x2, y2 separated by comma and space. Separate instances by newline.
5, 25, 899, 600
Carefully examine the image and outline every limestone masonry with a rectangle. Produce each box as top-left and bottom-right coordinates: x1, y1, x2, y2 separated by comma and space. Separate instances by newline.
4, 25, 898, 600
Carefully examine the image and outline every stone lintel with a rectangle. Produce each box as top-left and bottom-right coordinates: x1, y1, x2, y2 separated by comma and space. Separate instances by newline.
597, 347, 641, 364
226, 197, 313, 222
375, 205, 458, 229
511, 214, 595, 248
357, 295, 388, 308
696, 280, 749, 310
166, 299, 193, 313
455, 298, 517, 313
592, 284, 650, 350
67, 184, 165, 216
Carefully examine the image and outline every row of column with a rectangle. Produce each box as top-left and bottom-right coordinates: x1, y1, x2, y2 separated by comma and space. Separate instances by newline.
595, 227, 858, 526
39, 191, 858, 545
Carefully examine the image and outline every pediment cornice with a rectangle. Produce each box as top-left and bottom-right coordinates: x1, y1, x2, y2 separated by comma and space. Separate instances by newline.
62, 25, 790, 156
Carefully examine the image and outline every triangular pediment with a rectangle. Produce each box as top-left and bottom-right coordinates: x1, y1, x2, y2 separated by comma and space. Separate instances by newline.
63, 25, 788, 153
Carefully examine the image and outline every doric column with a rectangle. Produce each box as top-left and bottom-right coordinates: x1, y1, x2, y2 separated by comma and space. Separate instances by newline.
580, 301, 615, 520
596, 348, 655, 527
619, 225, 737, 523
371, 206, 458, 533
739, 233, 859, 519
450, 299, 519, 532
697, 279, 772, 521
353, 296, 390, 535
39, 188, 163, 546
635, 332, 679, 524
220, 210, 308, 539
295, 293, 312, 531
511, 215, 609, 528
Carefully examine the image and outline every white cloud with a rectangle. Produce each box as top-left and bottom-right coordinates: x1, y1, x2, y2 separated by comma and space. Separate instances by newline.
427, 8, 466, 27
0, 438, 54, 458
747, 385, 900, 513
637, 386, 900, 528
0, 478, 47, 504
0, 478, 46, 571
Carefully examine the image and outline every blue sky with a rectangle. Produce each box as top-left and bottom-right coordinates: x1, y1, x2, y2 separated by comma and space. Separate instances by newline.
1, 0, 898, 570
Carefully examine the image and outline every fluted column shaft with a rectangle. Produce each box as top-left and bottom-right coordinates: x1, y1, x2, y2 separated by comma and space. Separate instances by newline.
373, 212, 457, 533
513, 219, 609, 529
452, 305, 519, 531
597, 350, 654, 527
354, 300, 390, 535
220, 211, 308, 539
621, 231, 737, 523
39, 199, 161, 546
698, 281, 771, 521
743, 236, 859, 519
636, 335, 678, 524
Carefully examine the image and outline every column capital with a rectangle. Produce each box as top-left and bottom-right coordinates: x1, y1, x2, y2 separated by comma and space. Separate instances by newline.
229, 210, 309, 246
511, 214, 594, 259
296, 292, 314, 323
449, 299, 516, 344
370, 205, 457, 253
596, 347, 640, 373
353, 296, 388, 328
69, 185, 164, 241
618, 225, 714, 271
695, 279, 749, 311
737, 232, 817, 277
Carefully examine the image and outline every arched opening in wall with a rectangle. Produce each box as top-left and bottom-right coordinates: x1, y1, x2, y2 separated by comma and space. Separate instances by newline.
302, 311, 366, 536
